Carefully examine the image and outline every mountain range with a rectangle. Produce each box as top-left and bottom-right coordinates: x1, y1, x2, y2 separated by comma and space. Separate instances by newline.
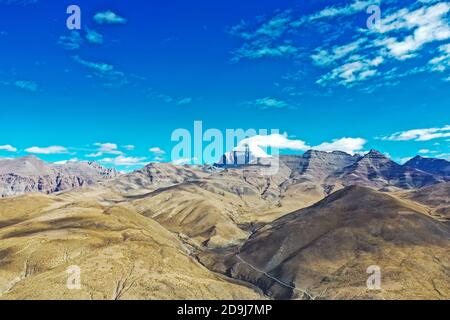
1, 150, 448, 199
0, 150, 448, 299
0, 155, 117, 198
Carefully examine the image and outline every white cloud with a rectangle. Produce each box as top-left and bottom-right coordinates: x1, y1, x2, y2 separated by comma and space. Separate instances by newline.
309, 1, 450, 87
99, 155, 147, 166
227, 0, 379, 63
381, 125, 450, 141
87, 143, 123, 157
95, 143, 121, 153
317, 56, 383, 87
435, 153, 450, 160
235, 134, 366, 158
0, 145, 17, 152
25, 146, 68, 154
153, 157, 165, 162
228, 0, 450, 88
419, 149, 431, 154
429, 43, 450, 73
376, 3, 450, 60
235, 134, 309, 158
123, 145, 135, 151
149, 147, 166, 154
172, 157, 198, 165
94, 10, 127, 24
53, 158, 79, 165
313, 137, 367, 154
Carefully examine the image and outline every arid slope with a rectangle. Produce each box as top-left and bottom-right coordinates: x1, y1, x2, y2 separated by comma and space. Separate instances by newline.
201, 186, 450, 300
0, 189, 263, 300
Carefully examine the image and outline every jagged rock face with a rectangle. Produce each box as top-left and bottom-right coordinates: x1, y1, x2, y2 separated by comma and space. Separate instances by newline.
336, 150, 443, 189
281, 151, 360, 182
0, 156, 117, 198
404, 156, 450, 177
209, 160, 293, 202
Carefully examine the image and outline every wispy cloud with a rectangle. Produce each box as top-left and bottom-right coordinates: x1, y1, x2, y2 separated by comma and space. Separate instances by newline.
145, 89, 195, 106
14, 80, 38, 92
25, 146, 68, 154
228, 11, 300, 62
381, 125, 450, 141
428, 43, 450, 75
230, 1, 450, 90
149, 147, 166, 154
73, 55, 116, 73
72, 55, 127, 87
58, 29, 103, 51
317, 56, 384, 87
94, 10, 127, 25
375, 2, 450, 60
85, 29, 104, 44
228, 1, 376, 62
177, 97, 192, 106
312, 38, 367, 66
0, 145, 17, 152
232, 43, 299, 62
249, 97, 288, 109
294, 0, 377, 26
228, 12, 291, 41
58, 31, 83, 50
317, 1, 450, 87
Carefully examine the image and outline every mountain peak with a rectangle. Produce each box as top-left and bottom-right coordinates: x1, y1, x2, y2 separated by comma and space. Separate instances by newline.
21, 154, 43, 161
366, 149, 385, 157
304, 149, 322, 155
404, 155, 450, 177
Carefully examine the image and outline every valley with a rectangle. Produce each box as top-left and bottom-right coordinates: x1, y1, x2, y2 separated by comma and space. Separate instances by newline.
0, 151, 449, 300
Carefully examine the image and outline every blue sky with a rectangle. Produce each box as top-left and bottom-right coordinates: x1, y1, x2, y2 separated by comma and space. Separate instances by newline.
0, 0, 449, 170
